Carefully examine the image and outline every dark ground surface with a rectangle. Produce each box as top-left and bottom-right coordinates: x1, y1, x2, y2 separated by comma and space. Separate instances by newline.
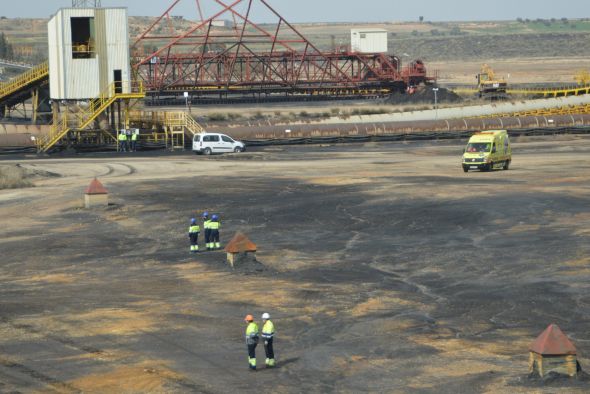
0, 137, 589, 393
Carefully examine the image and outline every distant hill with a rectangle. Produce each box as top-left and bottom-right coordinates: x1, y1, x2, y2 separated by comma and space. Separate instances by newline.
1, 16, 590, 63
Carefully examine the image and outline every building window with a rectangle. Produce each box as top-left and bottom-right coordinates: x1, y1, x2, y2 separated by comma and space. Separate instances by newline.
360, 33, 366, 39
71, 17, 96, 59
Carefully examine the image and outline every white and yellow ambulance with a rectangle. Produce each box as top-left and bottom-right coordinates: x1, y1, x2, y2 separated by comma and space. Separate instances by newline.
462, 130, 511, 172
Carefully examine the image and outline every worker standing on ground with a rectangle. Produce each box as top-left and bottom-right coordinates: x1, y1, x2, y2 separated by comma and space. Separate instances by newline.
244, 314, 259, 371
202, 212, 211, 250
131, 129, 138, 152
118, 129, 127, 152
209, 214, 221, 250
188, 218, 200, 253
261, 312, 276, 368
125, 129, 132, 152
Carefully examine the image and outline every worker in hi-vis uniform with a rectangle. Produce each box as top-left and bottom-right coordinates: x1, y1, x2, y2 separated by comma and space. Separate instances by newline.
188, 218, 200, 253
244, 314, 259, 371
131, 129, 138, 152
202, 212, 211, 250
118, 129, 127, 152
209, 214, 221, 250
261, 312, 276, 367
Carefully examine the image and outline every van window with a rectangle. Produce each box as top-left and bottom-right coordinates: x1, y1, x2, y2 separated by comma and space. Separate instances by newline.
221, 136, 234, 143
466, 143, 491, 153
203, 135, 219, 142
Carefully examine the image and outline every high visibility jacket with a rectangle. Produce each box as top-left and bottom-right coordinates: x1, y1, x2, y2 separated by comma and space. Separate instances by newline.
245, 322, 259, 345
188, 225, 200, 234
131, 133, 138, 141
261, 320, 275, 339
203, 219, 211, 229
209, 221, 220, 230
118, 133, 127, 141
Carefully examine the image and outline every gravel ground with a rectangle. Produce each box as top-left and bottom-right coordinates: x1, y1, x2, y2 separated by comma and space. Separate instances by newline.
0, 136, 589, 393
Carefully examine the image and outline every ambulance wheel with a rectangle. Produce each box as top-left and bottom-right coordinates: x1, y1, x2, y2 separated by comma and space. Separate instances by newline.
503, 160, 510, 170
463, 166, 469, 173
203, 148, 212, 156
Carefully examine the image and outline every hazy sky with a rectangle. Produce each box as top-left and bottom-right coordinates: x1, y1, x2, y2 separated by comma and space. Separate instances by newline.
2, 0, 589, 22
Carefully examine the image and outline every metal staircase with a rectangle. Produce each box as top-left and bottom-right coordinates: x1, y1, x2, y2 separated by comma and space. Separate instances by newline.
163, 111, 204, 136
127, 110, 205, 149
36, 81, 145, 153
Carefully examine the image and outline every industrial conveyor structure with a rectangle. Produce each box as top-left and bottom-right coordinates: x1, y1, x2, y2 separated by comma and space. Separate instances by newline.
0, 61, 49, 122
453, 83, 590, 99
36, 81, 145, 153
127, 110, 205, 150
132, 0, 434, 103
470, 103, 590, 120
2, 0, 590, 154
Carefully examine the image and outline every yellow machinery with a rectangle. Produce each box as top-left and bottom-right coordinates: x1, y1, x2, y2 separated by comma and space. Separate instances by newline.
477, 64, 508, 100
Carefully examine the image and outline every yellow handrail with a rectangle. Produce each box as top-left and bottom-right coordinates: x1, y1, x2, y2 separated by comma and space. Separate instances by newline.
0, 61, 48, 100
37, 80, 145, 152
453, 83, 590, 98
468, 103, 590, 119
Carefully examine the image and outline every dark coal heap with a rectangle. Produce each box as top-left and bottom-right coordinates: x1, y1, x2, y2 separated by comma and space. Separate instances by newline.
385, 86, 462, 105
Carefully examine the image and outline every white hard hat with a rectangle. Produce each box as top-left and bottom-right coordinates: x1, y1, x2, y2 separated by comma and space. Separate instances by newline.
262, 312, 270, 320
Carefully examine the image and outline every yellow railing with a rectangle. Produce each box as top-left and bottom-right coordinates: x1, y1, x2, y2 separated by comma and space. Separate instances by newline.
0, 61, 48, 100
163, 112, 204, 135
469, 104, 590, 119
128, 110, 205, 137
184, 113, 205, 135
453, 84, 590, 98
37, 80, 145, 153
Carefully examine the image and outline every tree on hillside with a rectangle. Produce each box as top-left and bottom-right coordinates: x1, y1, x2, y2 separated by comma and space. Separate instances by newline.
0, 32, 15, 59
419, 16, 424, 23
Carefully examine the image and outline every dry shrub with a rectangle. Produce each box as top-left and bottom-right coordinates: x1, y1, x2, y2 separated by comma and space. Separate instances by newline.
0, 165, 33, 190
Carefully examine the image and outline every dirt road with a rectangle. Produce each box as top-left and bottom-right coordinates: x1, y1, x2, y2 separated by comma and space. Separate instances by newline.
0, 136, 589, 392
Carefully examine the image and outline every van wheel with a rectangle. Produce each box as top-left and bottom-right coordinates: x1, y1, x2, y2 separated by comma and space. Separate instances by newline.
463, 166, 469, 173
487, 162, 494, 172
503, 160, 510, 170
234, 147, 243, 153
203, 148, 212, 156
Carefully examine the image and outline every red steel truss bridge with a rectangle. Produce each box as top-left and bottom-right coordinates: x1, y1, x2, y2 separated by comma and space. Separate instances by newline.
132, 0, 434, 104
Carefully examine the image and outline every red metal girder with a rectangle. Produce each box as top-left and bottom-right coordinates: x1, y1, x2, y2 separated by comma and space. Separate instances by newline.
133, 0, 426, 94
133, 0, 181, 48
134, 0, 243, 67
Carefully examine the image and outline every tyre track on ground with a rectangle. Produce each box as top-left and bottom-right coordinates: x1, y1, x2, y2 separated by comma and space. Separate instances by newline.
0, 356, 80, 393
0, 312, 233, 393
99, 164, 114, 177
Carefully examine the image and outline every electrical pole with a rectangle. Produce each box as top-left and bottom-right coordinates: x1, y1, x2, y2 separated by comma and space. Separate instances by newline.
432, 87, 439, 120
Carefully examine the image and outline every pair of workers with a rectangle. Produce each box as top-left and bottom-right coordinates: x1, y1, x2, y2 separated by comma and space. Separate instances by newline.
244, 313, 275, 371
187, 212, 221, 253
118, 129, 138, 152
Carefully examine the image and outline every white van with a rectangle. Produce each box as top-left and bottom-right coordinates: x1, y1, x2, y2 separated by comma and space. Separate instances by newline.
192, 133, 245, 155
